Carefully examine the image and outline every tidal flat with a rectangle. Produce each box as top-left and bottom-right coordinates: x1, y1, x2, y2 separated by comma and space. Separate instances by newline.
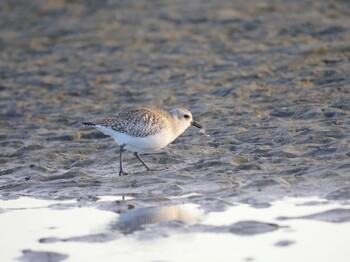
0, 0, 349, 261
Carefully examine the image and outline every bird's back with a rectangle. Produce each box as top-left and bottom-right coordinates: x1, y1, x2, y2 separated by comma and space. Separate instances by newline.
94, 108, 171, 137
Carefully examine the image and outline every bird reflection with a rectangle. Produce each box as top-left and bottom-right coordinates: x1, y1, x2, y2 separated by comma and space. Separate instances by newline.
112, 204, 203, 234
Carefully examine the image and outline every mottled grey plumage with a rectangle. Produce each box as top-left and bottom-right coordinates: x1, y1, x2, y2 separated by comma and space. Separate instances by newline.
83, 107, 202, 176
93, 108, 170, 137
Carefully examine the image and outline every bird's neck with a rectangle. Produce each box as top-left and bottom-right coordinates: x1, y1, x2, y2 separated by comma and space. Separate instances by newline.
171, 119, 187, 138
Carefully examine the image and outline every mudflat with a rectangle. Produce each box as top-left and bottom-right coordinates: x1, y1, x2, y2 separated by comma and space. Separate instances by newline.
1, 0, 349, 209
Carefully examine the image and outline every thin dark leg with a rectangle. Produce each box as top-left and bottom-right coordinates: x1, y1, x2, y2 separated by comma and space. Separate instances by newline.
119, 145, 126, 176
134, 152, 151, 171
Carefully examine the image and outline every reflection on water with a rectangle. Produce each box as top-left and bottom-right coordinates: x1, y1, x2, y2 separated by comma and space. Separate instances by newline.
114, 204, 203, 234
0, 196, 349, 262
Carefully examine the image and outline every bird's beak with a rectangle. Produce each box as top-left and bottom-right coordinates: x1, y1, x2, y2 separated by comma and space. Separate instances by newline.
191, 120, 203, 129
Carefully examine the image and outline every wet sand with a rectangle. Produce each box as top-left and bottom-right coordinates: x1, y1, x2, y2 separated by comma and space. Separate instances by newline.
0, 0, 350, 260
1, 0, 349, 204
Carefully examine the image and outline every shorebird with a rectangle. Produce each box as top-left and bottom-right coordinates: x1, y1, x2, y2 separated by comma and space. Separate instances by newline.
83, 107, 202, 176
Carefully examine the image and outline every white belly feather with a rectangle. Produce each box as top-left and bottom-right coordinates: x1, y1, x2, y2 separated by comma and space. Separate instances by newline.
96, 125, 173, 153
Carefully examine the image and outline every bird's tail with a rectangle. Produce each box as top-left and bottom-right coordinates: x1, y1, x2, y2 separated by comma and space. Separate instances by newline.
82, 122, 96, 127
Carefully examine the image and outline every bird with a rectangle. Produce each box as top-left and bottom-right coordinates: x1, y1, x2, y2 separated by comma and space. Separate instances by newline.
83, 107, 202, 176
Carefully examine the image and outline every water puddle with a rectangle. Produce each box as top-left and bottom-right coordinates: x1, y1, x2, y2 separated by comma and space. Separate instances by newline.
0, 196, 349, 261
97, 195, 133, 202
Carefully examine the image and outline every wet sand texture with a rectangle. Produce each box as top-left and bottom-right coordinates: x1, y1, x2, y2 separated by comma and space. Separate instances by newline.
1, 0, 350, 205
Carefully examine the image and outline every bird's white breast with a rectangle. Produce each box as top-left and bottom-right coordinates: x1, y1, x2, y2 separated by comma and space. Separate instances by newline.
96, 125, 174, 153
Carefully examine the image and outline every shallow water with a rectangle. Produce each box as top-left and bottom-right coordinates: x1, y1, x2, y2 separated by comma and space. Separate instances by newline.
0, 197, 349, 261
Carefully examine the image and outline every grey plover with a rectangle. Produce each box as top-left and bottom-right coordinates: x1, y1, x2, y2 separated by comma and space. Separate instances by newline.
83, 107, 202, 176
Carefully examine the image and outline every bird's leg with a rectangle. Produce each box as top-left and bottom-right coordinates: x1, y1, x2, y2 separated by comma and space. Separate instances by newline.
134, 152, 152, 171
119, 144, 126, 176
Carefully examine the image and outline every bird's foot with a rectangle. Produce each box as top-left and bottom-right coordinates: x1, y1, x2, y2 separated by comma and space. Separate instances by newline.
119, 170, 129, 176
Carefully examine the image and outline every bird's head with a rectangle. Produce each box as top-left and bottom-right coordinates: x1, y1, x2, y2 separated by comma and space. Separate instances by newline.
169, 108, 202, 135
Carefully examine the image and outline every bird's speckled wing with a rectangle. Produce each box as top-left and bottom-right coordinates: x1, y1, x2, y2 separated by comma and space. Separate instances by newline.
94, 108, 170, 137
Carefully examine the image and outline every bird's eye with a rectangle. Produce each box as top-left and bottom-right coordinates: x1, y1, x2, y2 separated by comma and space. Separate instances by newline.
184, 114, 190, 119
